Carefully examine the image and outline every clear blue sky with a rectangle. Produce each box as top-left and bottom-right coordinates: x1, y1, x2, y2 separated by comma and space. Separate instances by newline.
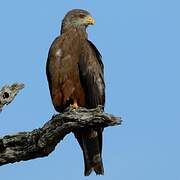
0, 0, 180, 179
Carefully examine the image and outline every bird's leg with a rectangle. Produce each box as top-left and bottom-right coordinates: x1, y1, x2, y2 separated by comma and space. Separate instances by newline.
70, 100, 79, 109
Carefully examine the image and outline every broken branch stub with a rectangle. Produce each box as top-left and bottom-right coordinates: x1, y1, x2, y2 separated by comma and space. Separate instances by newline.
0, 83, 24, 111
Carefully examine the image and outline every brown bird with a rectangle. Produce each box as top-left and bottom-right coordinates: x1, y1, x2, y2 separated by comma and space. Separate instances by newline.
46, 9, 105, 176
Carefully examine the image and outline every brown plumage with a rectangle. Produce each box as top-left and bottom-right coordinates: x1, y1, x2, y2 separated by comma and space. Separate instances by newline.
46, 9, 105, 176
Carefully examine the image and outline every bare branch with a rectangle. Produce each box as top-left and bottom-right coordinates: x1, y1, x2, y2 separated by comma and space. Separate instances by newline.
0, 83, 24, 112
0, 106, 121, 166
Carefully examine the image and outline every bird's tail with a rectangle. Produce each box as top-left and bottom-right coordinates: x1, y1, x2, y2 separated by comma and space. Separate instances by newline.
74, 127, 104, 176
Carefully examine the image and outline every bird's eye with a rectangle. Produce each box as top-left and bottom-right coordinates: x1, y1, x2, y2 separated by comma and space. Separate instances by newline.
79, 14, 86, 18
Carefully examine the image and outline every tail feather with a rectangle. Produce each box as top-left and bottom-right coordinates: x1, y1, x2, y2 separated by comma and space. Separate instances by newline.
74, 127, 104, 176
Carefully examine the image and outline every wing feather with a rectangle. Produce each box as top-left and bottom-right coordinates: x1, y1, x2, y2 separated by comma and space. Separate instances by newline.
78, 40, 105, 109
77, 39, 105, 175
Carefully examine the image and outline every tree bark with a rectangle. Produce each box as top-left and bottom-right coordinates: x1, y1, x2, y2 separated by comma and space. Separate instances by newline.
0, 83, 24, 112
0, 106, 121, 166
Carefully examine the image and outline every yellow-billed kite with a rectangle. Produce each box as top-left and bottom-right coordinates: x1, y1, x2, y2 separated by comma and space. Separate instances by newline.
46, 9, 105, 176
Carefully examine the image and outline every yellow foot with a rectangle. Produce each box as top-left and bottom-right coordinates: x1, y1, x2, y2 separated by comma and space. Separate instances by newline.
70, 102, 78, 109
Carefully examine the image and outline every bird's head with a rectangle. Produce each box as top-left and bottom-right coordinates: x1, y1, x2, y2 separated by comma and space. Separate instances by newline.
61, 9, 95, 34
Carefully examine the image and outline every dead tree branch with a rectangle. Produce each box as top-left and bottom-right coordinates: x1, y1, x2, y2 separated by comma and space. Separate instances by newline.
0, 83, 24, 112
0, 106, 121, 166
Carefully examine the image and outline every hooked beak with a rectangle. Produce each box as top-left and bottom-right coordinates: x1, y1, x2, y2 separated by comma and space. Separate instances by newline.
86, 16, 95, 25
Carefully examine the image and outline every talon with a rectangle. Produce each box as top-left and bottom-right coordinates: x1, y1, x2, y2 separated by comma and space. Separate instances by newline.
70, 101, 78, 109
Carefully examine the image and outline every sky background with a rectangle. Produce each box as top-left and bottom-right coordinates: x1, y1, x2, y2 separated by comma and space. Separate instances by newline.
0, 0, 180, 179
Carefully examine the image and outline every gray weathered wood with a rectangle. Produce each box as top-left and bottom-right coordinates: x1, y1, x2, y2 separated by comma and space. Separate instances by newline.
0, 83, 24, 112
0, 106, 121, 166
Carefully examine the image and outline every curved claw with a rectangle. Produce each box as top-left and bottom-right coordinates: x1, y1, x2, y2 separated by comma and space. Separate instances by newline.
70, 102, 78, 109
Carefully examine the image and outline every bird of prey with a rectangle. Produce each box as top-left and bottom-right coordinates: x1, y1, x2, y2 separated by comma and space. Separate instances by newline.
46, 9, 105, 176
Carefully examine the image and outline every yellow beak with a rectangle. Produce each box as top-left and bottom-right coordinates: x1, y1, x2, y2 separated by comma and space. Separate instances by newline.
86, 16, 95, 25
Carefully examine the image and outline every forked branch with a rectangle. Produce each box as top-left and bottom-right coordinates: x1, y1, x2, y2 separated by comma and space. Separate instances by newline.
0, 106, 121, 166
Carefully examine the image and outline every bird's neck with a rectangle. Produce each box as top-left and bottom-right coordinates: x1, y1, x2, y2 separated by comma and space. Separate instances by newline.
60, 25, 88, 39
